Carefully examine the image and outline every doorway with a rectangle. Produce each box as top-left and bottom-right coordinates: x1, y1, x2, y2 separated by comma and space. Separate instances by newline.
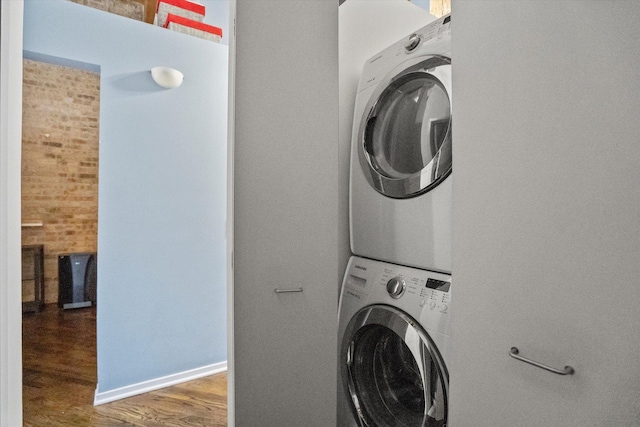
21, 57, 100, 309
3, 0, 233, 423
20, 57, 101, 424
20, 0, 230, 423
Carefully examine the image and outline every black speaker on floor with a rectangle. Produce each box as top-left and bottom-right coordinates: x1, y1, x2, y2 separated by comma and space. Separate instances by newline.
58, 252, 96, 309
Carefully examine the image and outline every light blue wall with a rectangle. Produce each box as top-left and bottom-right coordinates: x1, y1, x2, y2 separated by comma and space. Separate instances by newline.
200, 0, 230, 45
23, 0, 228, 393
410, 0, 431, 13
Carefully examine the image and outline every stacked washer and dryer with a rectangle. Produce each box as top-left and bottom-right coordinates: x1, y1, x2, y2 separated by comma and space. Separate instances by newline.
338, 15, 452, 427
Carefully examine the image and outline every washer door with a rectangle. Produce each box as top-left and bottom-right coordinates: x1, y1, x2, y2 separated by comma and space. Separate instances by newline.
341, 305, 448, 427
358, 55, 451, 199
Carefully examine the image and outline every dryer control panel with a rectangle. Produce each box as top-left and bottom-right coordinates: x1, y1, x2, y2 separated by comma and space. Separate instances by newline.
358, 14, 451, 94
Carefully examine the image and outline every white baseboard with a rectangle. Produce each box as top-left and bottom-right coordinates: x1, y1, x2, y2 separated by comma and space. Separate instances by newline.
93, 361, 227, 406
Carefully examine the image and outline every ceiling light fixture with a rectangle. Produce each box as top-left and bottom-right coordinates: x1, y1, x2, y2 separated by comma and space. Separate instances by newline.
150, 66, 184, 89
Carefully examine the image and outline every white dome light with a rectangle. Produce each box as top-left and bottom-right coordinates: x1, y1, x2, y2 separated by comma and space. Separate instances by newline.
151, 66, 184, 89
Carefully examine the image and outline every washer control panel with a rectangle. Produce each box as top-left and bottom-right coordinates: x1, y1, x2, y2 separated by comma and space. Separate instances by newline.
342, 256, 451, 335
420, 278, 450, 314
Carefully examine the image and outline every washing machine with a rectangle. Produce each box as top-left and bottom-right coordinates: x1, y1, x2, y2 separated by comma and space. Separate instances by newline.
350, 15, 452, 273
338, 256, 451, 427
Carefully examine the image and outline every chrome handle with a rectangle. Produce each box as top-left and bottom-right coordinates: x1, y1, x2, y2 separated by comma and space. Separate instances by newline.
274, 287, 303, 294
509, 347, 575, 375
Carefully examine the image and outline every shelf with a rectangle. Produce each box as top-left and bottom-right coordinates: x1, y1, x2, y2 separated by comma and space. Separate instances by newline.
22, 245, 45, 313
22, 222, 44, 228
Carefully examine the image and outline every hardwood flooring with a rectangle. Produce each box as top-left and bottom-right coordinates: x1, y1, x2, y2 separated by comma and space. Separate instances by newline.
23, 304, 227, 426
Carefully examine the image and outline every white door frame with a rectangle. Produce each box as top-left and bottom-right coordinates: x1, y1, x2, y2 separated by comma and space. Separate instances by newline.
226, 1, 236, 425
0, 0, 24, 425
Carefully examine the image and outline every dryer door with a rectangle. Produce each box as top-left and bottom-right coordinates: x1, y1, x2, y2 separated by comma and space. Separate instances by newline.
341, 305, 448, 427
358, 55, 451, 199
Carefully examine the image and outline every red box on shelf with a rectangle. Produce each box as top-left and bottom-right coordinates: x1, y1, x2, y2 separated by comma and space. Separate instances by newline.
156, 0, 205, 28
164, 13, 223, 43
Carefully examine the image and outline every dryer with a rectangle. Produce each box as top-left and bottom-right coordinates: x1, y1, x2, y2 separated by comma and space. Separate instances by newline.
338, 256, 451, 427
350, 15, 452, 273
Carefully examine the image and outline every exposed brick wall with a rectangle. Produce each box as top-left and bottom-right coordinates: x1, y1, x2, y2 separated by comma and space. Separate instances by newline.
21, 59, 100, 304
68, 0, 145, 22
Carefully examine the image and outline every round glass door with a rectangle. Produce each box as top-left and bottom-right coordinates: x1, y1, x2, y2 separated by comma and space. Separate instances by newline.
358, 55, 452, 199
341, 305, 448, 427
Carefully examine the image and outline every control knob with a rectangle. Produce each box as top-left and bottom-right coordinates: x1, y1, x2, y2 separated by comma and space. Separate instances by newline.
386, 277, 406, 299
405, 33, 421, 52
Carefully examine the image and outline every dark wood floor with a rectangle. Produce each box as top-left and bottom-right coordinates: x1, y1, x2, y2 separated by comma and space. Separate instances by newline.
23, 304, 227, 426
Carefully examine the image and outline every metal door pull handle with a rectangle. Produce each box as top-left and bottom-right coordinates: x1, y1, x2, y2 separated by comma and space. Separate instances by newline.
274, 287, 303, 294
509, 347, 575, 375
